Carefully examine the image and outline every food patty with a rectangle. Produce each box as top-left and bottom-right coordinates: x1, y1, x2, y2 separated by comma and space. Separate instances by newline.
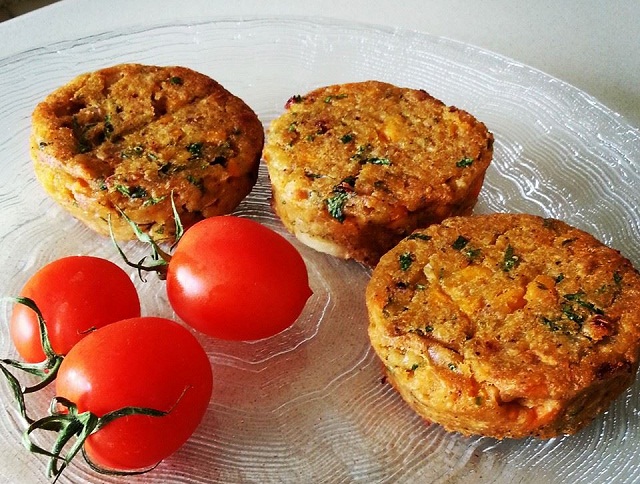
31, 63, 264, 241
263, 81, 493, 266
366, 213, 640, 439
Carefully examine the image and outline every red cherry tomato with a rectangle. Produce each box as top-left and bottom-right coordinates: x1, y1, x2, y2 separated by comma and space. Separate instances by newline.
10, 256, 140, 362
54, 317, 212, 471
166, 216, 312, 340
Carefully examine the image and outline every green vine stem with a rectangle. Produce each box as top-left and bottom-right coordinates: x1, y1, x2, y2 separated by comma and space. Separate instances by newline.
24, 396, 168, 482
109, 193, 184, 281
0, 297, 65, 423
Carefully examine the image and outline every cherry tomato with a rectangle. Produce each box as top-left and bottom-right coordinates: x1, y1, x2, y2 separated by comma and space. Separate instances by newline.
10, 256, 140, 362
166, 216, 312, 340
55, 317, 213, 471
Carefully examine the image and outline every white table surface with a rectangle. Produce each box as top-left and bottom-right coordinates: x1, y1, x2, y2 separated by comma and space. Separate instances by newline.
1, 1, 640, 483
1, 0, 639, 128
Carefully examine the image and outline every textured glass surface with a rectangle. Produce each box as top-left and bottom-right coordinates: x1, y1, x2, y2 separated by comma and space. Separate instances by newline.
0, 17, 639, 484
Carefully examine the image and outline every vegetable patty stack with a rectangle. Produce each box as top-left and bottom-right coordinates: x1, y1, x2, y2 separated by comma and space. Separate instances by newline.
366, 213, 640, 439
264, 80, 494, 266
30, 63, 264, 241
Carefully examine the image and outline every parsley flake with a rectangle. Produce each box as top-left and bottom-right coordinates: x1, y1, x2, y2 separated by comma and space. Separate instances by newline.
561, 303, 585, 326
350, 144, 370, 161
541, 316, 562, 332
407, 233, 432, 241
363, 157, 391, 166
399, 252, 414, 271
72, 116, 92, 154
502, 245, 519, 272
104, 115, 114, 139
456, 157, 474, 168
186, 142, 204, 160
452, 235, 470, 251
116, 185, 148, 199
325, 192, 349, 222
142, 195, 167, 207
563, 292, 605, 315
324, 94, 347, 103
340, 133, 354, 144
121, 145, 145, 158
187, 175, 204, 191
464, 247, 482, 261
613, 272, 623, 285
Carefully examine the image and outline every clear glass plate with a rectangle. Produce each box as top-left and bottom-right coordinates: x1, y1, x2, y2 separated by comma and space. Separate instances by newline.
0, 16, 639, 484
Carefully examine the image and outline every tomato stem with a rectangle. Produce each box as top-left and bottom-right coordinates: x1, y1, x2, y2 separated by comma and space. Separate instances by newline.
109, 193, 185, 281
23, 395, 170, 482
109, 211, 170, 279
170, 192, 185, 247
0, 297, 65, 423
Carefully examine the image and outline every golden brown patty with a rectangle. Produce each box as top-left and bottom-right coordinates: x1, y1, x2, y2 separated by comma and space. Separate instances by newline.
263, 81, 493, 266
366, 213, 640, 439
31, 63, 264, 240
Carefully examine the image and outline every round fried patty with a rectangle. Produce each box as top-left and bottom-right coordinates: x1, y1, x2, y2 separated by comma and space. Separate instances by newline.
366, 213, 640, 439
263, 81, 493, 266
31, 63, 264, 241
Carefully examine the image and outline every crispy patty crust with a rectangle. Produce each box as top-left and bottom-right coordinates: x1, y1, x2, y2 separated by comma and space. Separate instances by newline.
263, 81, 493, 266
31, 63, 264, 240
366, 213, 640, 439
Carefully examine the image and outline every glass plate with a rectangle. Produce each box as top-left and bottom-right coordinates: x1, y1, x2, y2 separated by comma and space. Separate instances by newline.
1, 16, 639, 484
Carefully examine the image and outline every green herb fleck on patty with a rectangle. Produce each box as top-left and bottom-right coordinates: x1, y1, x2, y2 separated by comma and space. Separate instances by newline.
115, 184, 148, 199
325, 192, 349, 222
399, 252, 414, 271
104, 115, 114, 139
187, 175, 205, 191
324, 94, 348, 103
452, 235, 470, 251
363, 157, 391, 166
340, 133, 354, 143
407, 233, 432, 241
186, 142, 204, 160
121, 145, 145, 158
502, 245, 519, 272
